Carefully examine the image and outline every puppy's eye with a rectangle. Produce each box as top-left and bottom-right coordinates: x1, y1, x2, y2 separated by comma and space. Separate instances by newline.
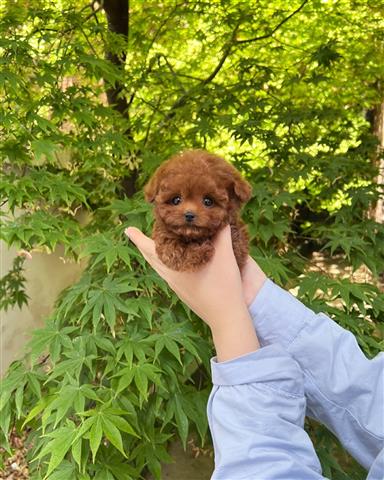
203, 196, 214, 207
170, 196, 182, 205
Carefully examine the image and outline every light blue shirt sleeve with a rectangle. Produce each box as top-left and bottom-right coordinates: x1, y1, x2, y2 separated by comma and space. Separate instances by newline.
248, 279, 384, 478
208, 344, 326, 479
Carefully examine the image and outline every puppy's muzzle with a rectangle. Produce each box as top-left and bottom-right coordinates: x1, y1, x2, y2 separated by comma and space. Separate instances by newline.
184, 211, 196, 223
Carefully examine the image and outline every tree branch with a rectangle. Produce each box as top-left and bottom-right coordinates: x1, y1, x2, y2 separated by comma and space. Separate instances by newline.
158, 54, 188, 93
203, 20, 241, 85
236, 0, 309, 44
158, 21, 242, 127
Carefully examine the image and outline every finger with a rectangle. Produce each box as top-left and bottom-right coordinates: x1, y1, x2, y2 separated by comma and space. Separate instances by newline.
125, 228, 160, 272
214, 224, 234, 254
125, 227, 156, 257
125, 227, 174, 278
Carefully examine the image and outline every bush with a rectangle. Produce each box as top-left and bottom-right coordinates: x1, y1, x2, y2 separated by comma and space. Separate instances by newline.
1, 1, 383, 479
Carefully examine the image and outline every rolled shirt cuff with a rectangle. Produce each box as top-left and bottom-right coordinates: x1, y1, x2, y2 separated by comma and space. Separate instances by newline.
210, 344, 304, 397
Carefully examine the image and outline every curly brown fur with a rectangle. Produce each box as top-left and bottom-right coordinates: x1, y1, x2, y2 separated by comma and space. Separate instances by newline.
144, 150, 251, 272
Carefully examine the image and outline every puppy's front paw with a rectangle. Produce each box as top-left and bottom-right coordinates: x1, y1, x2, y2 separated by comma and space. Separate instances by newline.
183, 241, 215, 271
156, 239, 215, 271
156, 241, 187, 271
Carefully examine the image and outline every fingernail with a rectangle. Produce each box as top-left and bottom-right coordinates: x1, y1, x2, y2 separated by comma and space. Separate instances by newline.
124, 227, 131, 240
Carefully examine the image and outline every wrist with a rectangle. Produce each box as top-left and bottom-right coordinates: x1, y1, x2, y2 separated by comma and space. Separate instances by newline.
242, 258, 267, 307
211, 308, 260, 362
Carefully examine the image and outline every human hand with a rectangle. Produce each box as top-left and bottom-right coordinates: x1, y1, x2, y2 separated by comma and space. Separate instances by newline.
241, 256, 267, 307
125, 225, 259, 361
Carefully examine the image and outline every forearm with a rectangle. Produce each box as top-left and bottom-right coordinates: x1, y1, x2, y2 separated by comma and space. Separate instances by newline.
249, 279, 384, 469
289, 311, 384, 470
208, 345, 324, 479
210, 307, 259, 362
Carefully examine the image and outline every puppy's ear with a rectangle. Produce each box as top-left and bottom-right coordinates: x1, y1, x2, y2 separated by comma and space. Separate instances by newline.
233, 174, 252, 204
144, 171, 161, 203
224, 164, 252, 207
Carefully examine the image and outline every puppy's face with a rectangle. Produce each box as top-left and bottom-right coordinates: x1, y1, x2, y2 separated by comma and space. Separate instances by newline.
145, 150, 251, 240
153, 175, 229, 239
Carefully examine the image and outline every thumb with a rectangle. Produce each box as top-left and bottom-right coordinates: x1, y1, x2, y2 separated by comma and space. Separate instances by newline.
125, 227, 156, 257
214, 224, 235, 256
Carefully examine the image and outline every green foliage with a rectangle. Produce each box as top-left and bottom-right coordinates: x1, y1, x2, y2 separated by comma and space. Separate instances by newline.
1, 0, 383, 479
0, 222, 211, 479
0, 256, 29, 311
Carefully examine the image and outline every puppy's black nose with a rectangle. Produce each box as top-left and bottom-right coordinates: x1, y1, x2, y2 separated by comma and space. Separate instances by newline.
185, 211, 195, 223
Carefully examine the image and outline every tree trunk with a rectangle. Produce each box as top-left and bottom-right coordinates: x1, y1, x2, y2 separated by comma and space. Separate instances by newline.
102, 0, 139, 197
103, 0, 129, 115
368, 102, 384, 223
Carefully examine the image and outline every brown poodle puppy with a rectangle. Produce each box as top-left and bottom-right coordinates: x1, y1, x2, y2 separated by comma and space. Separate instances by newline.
144, 150, 252, 272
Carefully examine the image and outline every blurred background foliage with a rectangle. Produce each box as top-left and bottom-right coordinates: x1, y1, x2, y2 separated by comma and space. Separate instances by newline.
0, 0, 383, 478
